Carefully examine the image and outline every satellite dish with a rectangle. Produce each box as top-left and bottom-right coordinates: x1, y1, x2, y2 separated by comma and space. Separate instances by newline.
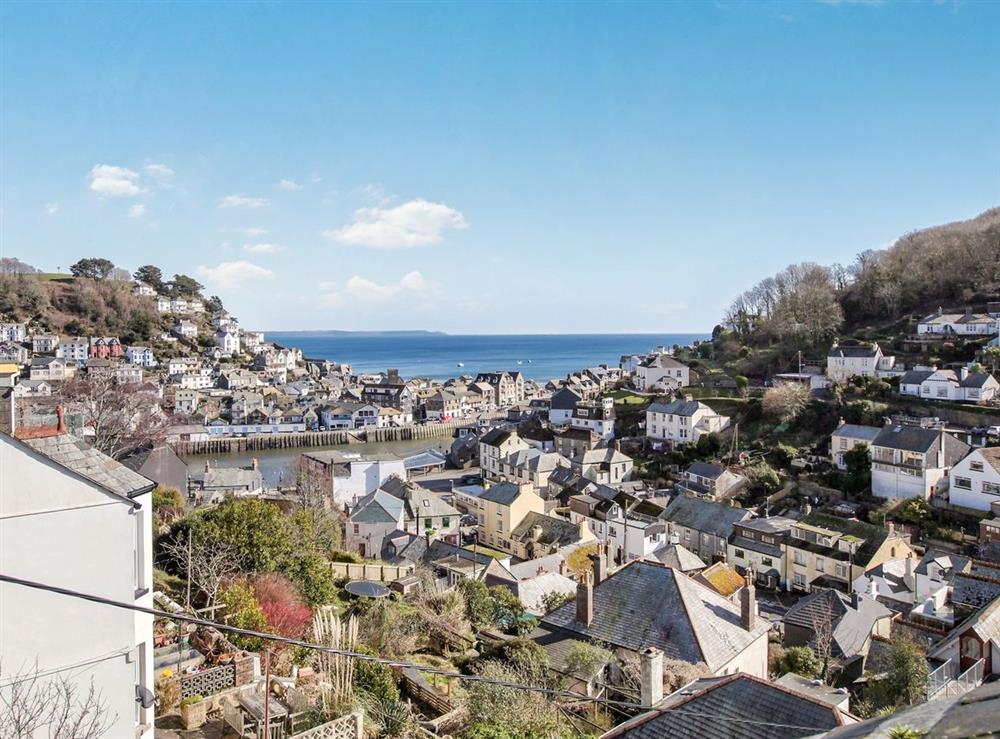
136, 685, 156, 709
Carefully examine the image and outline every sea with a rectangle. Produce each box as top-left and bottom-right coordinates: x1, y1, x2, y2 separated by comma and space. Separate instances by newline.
267, 332, 709, 382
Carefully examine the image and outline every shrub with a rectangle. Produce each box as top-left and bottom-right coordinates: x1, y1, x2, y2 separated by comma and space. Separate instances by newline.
219, 582, 268, 651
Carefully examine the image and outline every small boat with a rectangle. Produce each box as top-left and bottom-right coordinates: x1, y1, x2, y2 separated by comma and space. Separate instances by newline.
527, 359, 532, 364
517, 360, 523, 365
456, 362, 464, 368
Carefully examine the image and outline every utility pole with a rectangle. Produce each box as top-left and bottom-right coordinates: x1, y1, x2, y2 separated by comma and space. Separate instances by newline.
185, 533, 192, 610
263, 648, 270, 738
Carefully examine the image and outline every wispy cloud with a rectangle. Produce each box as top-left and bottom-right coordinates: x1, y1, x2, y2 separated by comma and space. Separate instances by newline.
144, 163, 174, 178
196, 260, 274, 290
240, 227, 268, 237
318, 271, 427, 307
323, 199, 467, 249
243, 243, 283, 254
277, 178, 301, 192
89, 164, 145, 198
218, 194, 271, 209
128, 204, 146, 218
44, 202, 60, 215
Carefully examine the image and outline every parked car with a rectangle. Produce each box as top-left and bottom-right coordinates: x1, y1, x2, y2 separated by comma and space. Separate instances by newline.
988, 425, 1000, 438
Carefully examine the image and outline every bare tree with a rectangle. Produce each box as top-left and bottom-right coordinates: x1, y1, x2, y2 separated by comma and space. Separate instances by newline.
161, 533, 244, 611
762, 381, 810, 423
294, 456, 331, 511
58, 374, 173, 459
0, 661, 115, 738
810, 596, 836, 684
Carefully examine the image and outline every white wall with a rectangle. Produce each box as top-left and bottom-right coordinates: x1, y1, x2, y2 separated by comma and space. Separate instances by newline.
949, 451, 1000, 511
333, 459, 407, 506
0, 437, 153, 739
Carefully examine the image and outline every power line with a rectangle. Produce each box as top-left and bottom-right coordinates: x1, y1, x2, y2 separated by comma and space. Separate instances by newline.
0, 572, 834, 732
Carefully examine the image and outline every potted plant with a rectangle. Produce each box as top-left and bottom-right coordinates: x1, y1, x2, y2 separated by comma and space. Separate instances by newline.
179, 694, 207, 729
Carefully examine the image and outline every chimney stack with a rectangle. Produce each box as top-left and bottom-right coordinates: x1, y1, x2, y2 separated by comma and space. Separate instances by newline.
558, 558, 567, 577
592, 543, 607, 585
903, 556, 915, 591
740, 572, 756, 632
251, 457, 259, 471
576, 570, 593, 626
640, 647, 664, 708
388, 368, 400, 385
851, 590, 861, 610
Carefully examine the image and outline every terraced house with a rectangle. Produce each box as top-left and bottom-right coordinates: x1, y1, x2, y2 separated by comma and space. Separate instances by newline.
784, 512, 914, 593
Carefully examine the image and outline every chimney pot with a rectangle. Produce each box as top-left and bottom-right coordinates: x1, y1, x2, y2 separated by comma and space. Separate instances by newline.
740, 573, 756, 632
576, 570, 593, 626
640, 647, 664, 708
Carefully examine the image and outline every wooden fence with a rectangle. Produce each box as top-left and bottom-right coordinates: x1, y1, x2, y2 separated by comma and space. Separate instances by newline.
330, 561, 414, 582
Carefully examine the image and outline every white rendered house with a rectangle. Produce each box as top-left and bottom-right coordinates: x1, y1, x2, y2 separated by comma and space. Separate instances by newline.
646, 398, 730, 445
870, 426, 970, 500
0, 424, 155, 739
949, 448, 1000, 512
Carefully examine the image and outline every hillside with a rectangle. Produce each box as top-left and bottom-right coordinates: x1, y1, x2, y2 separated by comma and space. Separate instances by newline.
723, 206, 1000, 349
0, 263, 219, 356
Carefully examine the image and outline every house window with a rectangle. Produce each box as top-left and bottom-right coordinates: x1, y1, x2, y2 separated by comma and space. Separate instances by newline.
815, 557, 825, 573
835, 564, 848, 578
425, 518, 433, 530
793, 573, 807, 587
793, 551, 806, 565
955, 477, 972, 490
353, 524, 359, 534
983, 482, 1000, 496
442, 517, 450, 528
734, 549, 745, 559
971, 461, 984, 472
762, 557, 773, 567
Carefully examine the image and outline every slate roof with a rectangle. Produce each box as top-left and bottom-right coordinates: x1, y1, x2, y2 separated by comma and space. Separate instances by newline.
479, 427, 513, 447
871, 426, 970, 467
828, 344, 879, 359
695, 562, 746, 598
795, 512, 892, 565
685, 460, 724, 479
648, 544, 706, 572
784, 589, 892, 659
20, 432, 153, 500
603, 673, 849, 739
510, 511, 585, 549
647, 400, 709, 417
821, 681, 1000, 738
640, 354, 687, 369
831, 424, 882, 443
349, 489, 405, 524
660, 495, 754, 540
899, 369, 935, 385
479, 482, 525, 506
914, 549, 971, 577
541, 561, 768, 670
975, 447, 1000, 475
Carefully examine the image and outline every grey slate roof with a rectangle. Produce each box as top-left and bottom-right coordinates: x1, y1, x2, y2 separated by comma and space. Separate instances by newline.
828, 344, 879, 358
509, 511, 584, 548
821, 681, 1000, 739
831, 424, 882, 442
604, 673, 848, 739
648, 543, 706, 572
479, 482, 524, 506
898, 369, 935, 385
541, 561, 769, 670
685, 460, 724, 479
647, 399, 708, 417
784, 589, 892, 659
871, 426, 970, 466
660, 495, 754, 539
349, 489, 405, 524
20, 433, 153, 500
951, 573, 1000, 612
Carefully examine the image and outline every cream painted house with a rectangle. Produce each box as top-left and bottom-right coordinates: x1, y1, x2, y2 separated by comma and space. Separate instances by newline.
830, 422, 881, 470
474, 481, 545, 553
784, 513, 914, 593
479, 427, 530, 480
826, 343, 895, 383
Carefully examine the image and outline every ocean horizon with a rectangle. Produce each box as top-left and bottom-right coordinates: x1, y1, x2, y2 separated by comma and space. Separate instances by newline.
268, 332, 710, 381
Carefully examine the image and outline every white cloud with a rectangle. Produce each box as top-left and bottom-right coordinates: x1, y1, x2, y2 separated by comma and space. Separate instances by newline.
89, 164, 145, 198
145, 163, 174, 178
127, 204, 146, 218
277, 178, 302, 191
240, 227, 268, 237
196, 260, 274, 290
323, 199, 467, 249
44, 202, 60, 215
243, 243, 283, 254
317, 271, 427, 307
218, 194, 271, 209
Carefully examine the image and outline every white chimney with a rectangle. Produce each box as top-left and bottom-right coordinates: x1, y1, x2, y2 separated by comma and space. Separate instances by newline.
640, 647, 664, 708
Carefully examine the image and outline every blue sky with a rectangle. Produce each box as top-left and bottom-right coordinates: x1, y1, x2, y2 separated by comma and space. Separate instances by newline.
2, 1, 998, 333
